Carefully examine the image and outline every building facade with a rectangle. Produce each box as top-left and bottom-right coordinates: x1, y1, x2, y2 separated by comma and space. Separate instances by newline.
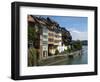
28, 15, 72, 60
40, 25, 48, 59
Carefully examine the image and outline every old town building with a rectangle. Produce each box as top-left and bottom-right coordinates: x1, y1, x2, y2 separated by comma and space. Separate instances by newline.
28, 15, 72, 60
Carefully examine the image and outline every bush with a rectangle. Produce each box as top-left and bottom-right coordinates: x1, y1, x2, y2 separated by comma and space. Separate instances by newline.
48, 52, 53, 56
28, 48, 37, 66
72, 40, 82, 51
55, 49, 59, 55
64, 49, 67, 53
67, 47, 71, 53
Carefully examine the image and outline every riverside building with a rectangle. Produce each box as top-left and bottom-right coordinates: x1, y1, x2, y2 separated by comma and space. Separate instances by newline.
28, 15, 72, 60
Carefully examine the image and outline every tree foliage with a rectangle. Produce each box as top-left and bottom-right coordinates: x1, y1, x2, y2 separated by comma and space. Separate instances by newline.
28, 26, 37, 42
61, 29, 72, 46
72, 40, 82, 51
55, 49, 59, 55
28, 48, 37, 66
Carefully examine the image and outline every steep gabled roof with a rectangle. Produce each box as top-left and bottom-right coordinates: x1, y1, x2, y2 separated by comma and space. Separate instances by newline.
28, 15, 72, 35
28, 15, 36, 23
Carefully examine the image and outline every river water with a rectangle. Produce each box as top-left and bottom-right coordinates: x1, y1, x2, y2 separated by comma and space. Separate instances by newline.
53, 46, 88, 65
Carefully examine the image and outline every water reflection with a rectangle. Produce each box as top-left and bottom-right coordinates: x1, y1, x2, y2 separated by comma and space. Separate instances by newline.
53, 46, 88, 65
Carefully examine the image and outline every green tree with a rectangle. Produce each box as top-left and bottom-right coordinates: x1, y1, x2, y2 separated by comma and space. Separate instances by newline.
61, 28, 72, 46
28, 48, 37, 66
28, 26, 37, 42
72, 40, 82, 51
55, 49, 59, 55
28, 25, 41, 49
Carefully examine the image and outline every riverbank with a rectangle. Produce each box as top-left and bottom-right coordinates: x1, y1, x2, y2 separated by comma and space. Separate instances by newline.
38, 50, 82, 66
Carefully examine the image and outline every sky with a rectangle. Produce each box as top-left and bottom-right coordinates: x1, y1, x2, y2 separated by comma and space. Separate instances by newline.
35, 15, 88, 40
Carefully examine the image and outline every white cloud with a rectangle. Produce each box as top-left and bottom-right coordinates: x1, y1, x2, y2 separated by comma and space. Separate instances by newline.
68, 28, 88, 40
